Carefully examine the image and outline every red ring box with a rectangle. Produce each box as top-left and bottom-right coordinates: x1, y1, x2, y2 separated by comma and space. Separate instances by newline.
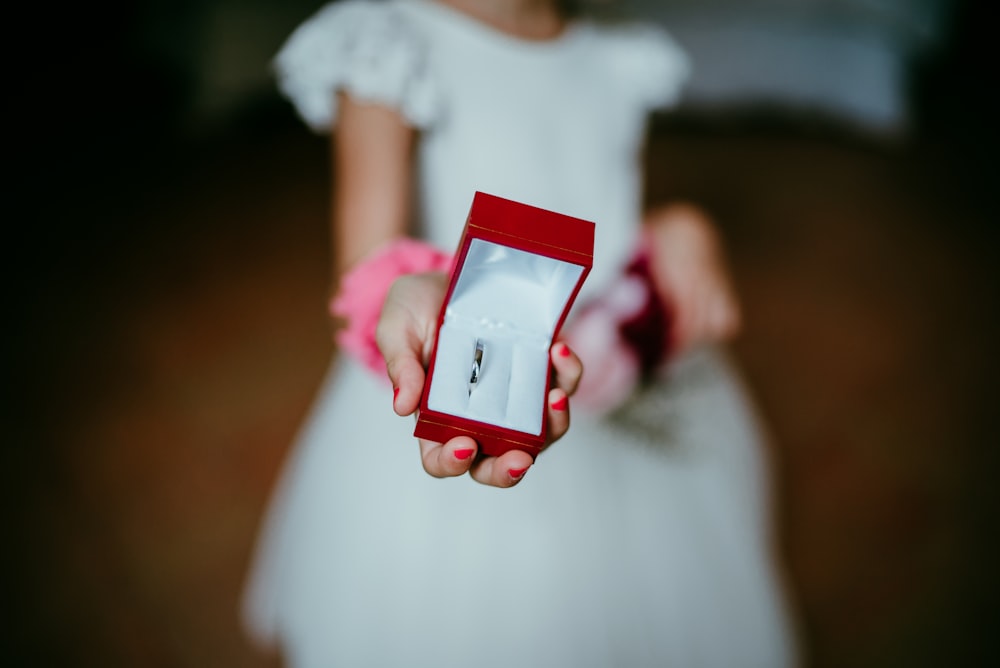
414, 192, 595, 457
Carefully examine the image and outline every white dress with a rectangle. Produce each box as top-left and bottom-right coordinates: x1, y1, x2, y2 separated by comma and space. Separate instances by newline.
243, 1, 797, 666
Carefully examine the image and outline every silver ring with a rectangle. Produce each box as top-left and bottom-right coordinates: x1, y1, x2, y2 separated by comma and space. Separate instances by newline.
468, 339, 484, 395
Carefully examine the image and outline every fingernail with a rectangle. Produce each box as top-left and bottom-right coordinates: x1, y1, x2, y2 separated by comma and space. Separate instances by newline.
453, 448, 475, 461
550, 396, 568, 411
508, 467, 529, 480
558, 343, 571, 357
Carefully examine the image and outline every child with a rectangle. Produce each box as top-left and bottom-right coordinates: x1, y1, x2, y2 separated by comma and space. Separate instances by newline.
243, 1, 798, 665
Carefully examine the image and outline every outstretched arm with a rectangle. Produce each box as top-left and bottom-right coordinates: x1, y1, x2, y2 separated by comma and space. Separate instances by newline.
332, 92, 415, 278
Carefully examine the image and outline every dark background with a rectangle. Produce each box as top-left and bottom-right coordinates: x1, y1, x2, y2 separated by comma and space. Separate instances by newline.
5, 0, 998, 665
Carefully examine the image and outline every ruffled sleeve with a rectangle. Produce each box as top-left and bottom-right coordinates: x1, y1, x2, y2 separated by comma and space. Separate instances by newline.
607, 23, 691, 111
274, 0, 439, 133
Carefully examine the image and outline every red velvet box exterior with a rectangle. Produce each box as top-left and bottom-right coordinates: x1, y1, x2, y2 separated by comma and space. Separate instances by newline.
413, 191, 595, 458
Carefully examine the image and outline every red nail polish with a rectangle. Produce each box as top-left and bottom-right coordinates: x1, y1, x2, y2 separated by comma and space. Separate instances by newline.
393, 387, 399, 401
558, 343, 571, 357
453, 448, 475, 461
508, 467, 529, 479
550, 396, 568, 411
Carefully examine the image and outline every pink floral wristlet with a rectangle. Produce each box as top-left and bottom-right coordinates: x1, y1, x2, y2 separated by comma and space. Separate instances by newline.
564, 230, 674, 414
330, 238, 453, 374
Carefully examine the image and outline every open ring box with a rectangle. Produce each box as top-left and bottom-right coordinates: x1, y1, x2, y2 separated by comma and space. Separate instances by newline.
414, 192, 594, 458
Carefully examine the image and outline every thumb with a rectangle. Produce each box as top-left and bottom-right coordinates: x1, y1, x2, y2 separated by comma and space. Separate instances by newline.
376, 316, 427, 417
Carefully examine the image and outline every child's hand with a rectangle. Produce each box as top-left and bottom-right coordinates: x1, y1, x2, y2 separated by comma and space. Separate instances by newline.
376, 272, 583, 487
645, 204, 742, 352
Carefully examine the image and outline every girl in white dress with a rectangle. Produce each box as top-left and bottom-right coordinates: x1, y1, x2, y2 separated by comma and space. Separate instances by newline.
243, 1, 798, 666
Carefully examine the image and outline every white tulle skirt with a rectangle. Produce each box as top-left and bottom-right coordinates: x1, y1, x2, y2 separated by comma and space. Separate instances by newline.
242, 346, 797, 667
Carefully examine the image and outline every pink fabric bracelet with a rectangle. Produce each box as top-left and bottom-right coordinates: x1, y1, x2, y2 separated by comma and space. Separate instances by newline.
330, 238, 453, 374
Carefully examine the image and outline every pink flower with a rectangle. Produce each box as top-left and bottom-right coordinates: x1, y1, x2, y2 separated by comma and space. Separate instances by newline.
565, 246, 674, 414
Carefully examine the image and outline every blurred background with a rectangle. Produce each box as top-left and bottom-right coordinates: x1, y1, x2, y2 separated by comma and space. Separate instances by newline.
5, 0, 997, 665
